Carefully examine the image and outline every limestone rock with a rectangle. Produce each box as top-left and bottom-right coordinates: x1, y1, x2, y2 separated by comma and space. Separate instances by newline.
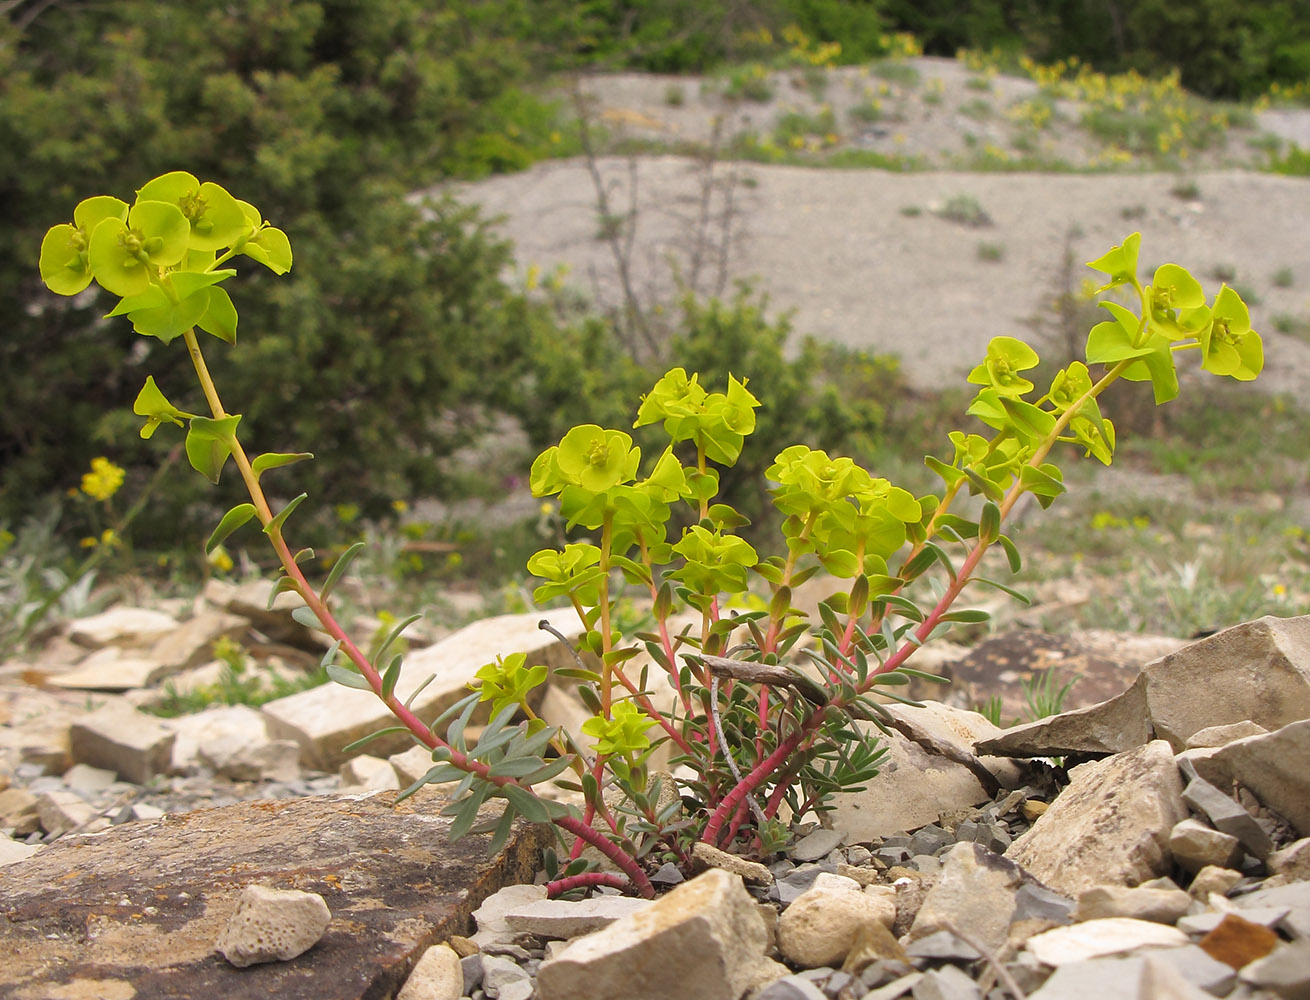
340, 754, 401, 792
1238, 939, 1310, 998
35, 787, 96, 836
777, 874, 896, 968
68, 607, 178, 648
47, 647, 172, 691
1073, 885, 1191, 924
691, 841, 773, 883
1268, 838, 1310, 882
148, 611, 249, 675
171, 704, 300, 782
535, 869, 786, 1000
389, 744, 437, 786
397, 943, 464, 1000
0, 835, 40, 866
1025, 918, 1188, 966
875, 701, 1025, 794
1184, 721, 1268, 749
68, 701, 175, 785
1027, 947, 1235, 999
906, 842, 1032, 953
1169, 818, 1242, 873
0, 790, 551, 998
215, 884, 331, 967
1005, 740, 1186, 896
0, 787, 39, 835
261, 610, 583, 770
1184, 719, 1310, 837
1141, 615, 1310, 750
503, 896, 651, 939
828, 722, 993, 840
1181, 775, 1272, 859
471, 883, 549, 949
974, 674, 1150, 758
1187, 866, 1243, 898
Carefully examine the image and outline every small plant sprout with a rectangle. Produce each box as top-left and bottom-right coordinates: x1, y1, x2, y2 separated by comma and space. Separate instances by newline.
39, 174, 1266, 898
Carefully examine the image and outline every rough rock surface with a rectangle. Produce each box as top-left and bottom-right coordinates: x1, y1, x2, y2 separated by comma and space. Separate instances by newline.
534, 869, 786, 1000
0, 789, 549, 999
1006, 740, 1187, 895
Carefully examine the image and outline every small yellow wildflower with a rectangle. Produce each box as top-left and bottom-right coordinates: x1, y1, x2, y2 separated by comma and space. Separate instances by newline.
207, 545, 235, 573
1273, 583, 1288, 597
391, 499, 409, 514
81, 457, 125, 502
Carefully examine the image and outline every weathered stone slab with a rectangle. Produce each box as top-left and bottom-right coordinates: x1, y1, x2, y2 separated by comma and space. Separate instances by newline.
0, 789, 550, 1000
1005, 741, 1187, 895
1184, 719, 1310, 838
261, 610, 583, 770
68, 702, 176, 784
47, 647, 172, 691
975, 674, 1150, 759
147, 611, 249, 675
877, 702, 1025, 794
1141, 615, 1310, 750
68, 607, 178, 648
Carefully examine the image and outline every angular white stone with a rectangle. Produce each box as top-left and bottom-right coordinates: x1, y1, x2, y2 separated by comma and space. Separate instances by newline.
48, 647, 171, 691
907, 842, 1028, 953
261, 610, 583, 770
35, 788, 97, 837
828, 722, 992, 840
777, 873, 896, 968
0, 834, 41, 866
471, 883, 548, 949
68, 702, 176, 785
1026, 918, 1187, 967
68, 607, 177, 648
1186, 719, 1310, 837
1005, 740, 1186, 896
389, 744, 436, 786
1268, 838, 1310, 881
1074, 885, 1192, 924
62, 762, 117, 794
1168, 818, 1241, 873
503, 896, 651, 939
397, 942, 464, 1000
1142, 615, 1310, 750
339, 754, 401, 791
535, 869, 785, 1000
147, 611, 248, 674
215, 884, 331, 967
169, 704, 270, 778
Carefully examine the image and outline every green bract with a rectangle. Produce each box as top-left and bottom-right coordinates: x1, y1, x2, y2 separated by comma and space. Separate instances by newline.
967, 336, 1040, 397
87, 201, 191, 298
581, 700, 656, 758
1202, 285, 1264, 381
38, 196, 129, 296
137, 172, 248, 252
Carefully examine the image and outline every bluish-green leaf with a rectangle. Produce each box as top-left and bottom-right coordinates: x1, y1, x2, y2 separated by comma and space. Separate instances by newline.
206, 503, 257, 554
327, 662, 373, 691
264, 493, 308, 536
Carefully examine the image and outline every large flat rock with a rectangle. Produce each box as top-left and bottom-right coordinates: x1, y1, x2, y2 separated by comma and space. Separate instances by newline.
0, 790, 550, 1000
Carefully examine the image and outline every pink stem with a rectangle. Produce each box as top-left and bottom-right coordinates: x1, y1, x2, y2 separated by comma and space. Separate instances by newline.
547, 871, 633, 897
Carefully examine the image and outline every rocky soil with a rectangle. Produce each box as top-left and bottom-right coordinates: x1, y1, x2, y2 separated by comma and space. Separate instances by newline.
2, 581, 1309, 1000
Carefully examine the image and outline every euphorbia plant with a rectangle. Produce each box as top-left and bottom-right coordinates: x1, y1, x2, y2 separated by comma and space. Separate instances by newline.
39, 176, 1263, 898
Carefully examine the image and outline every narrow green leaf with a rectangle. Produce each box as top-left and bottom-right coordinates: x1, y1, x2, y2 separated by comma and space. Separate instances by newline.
319, 639, 342, 668
998, 534, 1022, 573
206, 503, 257, 554
940, 608, 990, 623
252, 451, 314, 480
978, 501, 1001, 545
522, 755, 575, 786
341, 726, 411, 755
319, 541, 366, 604
502, 782, 552, 824
381, 653, 403, 700
488, 755, 550, 779
268, 576, 300, 611
327, 662, 373, 691
373, 612, 422, 664
972, 575, 1032, 604
449, 786, 492, 841
292, 605, 329, 633
293, 548, 315, 564
487, 805, 517, 856
263, 493, 308, 536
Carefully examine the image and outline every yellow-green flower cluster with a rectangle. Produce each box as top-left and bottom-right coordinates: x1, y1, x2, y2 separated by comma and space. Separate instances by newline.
81, 457, 125, 502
